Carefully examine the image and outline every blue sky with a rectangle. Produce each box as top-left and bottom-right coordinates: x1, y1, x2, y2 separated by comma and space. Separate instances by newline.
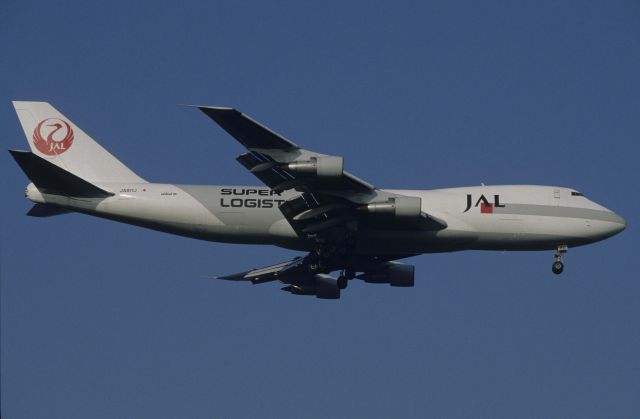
2, 1, 639, 418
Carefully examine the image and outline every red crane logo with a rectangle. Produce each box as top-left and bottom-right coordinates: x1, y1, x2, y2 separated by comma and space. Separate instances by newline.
32, 118, 74, 156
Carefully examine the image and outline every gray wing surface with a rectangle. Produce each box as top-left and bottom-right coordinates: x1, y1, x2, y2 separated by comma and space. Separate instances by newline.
198, 107, 299, 150
198, 106, 373, 194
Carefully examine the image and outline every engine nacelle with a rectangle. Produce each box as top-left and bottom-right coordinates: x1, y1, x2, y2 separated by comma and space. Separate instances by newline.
358, 262, 415, 287
281, 284, 316, 295
358, 196, 422, 218
286, 156, 344, 178
314, 274, 341, 299
281, 274, 341, 299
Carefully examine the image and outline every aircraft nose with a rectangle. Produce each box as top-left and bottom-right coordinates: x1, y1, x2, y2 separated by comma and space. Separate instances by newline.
609, 212, 626, 235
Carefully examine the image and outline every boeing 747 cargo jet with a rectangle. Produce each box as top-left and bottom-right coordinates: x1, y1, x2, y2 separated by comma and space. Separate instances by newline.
10, 102, 626, 298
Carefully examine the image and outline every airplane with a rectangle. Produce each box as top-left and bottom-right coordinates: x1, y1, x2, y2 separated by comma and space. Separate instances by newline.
10, 101, 626, 299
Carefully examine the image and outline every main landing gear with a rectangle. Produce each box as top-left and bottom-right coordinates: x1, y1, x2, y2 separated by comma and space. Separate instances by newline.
337, 269, 355, 290
552, 245, 568, 275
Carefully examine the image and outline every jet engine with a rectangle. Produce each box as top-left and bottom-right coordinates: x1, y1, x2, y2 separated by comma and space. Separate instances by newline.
286, 156, 344, 178
358, 196, 422, 218
281, 274, 341, 299
357, 262, 415, 287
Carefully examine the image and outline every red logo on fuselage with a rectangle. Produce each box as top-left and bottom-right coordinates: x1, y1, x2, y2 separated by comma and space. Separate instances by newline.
464, 194, 505, 213
480, 202, 494, 213
32, 118, 74, 156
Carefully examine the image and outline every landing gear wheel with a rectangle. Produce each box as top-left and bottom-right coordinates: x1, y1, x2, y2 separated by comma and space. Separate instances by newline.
552, 245, 568, 275
337, 275, 348, 290
552, 261, 564, 275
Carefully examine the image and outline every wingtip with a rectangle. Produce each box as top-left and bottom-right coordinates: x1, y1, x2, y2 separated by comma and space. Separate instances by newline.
177, 103, 236, 111
215, 272, 248, 281
198, 106, 238, 115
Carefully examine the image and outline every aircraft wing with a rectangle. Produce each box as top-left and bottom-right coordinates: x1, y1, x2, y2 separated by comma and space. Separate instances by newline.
198, 106, 374, 194
198, 106, 446, 241
216, 256, 307, 284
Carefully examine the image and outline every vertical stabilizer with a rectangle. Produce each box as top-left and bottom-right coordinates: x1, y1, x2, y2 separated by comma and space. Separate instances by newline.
12, 101, 146, 183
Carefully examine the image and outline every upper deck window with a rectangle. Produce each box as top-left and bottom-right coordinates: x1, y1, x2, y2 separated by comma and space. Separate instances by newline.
571, 191, 584, 197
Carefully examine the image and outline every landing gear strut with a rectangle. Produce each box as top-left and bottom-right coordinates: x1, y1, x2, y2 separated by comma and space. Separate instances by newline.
552, 245, 568, 275
337, 269, 355, 290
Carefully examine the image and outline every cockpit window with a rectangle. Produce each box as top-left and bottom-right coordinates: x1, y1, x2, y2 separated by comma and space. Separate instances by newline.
571, 191, 584, 197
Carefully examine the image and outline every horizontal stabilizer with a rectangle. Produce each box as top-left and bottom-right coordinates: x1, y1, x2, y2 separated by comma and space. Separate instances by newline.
9, 150, 113, 197
27, 204, 73, 217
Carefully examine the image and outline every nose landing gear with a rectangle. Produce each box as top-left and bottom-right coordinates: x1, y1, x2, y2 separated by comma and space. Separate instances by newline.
552, 245, 568, 275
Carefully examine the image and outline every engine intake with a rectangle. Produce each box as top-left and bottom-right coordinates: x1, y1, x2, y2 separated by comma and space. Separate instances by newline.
286, 156, 343, 178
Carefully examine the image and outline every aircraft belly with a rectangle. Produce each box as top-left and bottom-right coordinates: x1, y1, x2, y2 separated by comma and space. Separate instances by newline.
355, 213, 598, 254
356, 229, 477, 254
464, 214, 596, 250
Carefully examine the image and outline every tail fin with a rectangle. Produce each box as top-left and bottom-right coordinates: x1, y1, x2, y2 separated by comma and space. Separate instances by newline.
12, 101, 145, 183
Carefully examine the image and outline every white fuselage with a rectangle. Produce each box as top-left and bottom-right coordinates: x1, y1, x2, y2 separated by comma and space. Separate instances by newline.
26, 183, 625, 255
